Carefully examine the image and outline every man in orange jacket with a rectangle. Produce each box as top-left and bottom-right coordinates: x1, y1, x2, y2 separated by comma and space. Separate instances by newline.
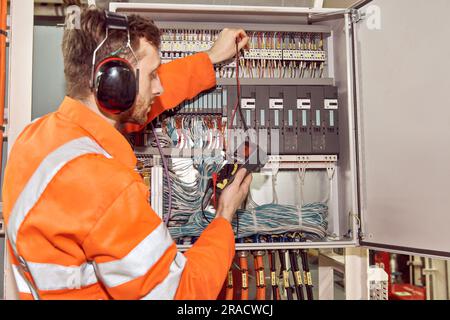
2, 8, 251, 299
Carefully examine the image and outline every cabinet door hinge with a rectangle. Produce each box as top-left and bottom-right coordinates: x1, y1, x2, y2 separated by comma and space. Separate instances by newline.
359, 231, 366, 241
349, 9, 364, 24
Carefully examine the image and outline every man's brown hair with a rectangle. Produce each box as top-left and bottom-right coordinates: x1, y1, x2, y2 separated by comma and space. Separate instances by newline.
62, 8, 160, 99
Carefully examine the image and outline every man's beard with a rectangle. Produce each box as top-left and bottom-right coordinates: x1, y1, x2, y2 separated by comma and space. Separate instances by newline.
118, 95, 150, 125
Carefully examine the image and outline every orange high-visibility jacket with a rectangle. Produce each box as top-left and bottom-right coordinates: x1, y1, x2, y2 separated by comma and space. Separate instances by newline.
3, 53, 235, 300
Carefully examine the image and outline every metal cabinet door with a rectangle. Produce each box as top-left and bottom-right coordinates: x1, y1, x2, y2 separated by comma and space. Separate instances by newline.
353, 0, 450, 256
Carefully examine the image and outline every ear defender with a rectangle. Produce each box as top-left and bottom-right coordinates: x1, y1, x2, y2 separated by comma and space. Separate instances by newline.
94, 57, 138, 114
90, 11, 140, 115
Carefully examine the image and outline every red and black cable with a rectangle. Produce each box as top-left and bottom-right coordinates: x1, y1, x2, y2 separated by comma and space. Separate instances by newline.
289, 250, 305, 300
268, 250, 280, 300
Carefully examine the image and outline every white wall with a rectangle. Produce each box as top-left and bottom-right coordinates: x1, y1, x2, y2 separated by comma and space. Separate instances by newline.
32, 26, 66, 119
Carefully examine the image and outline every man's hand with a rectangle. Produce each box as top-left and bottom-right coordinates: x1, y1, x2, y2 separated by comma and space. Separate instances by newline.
215, 168, 252, 223
206, 28, 249, 65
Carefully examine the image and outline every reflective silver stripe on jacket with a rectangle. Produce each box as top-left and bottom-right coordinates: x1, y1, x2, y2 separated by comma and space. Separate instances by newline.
13, 261, 98, 293
141, 253, 186, 300
11, 265, 32, 294
7, 137, 111, 291
27, 261, 98, 291
95, 222, 175, 288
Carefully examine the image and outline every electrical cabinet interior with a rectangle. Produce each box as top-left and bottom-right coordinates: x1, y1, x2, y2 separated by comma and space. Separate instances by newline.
122, 2, 354, 252
113, 0, 450, 258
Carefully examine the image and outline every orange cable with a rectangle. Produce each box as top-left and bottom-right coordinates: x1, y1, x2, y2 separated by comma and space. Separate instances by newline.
239, 255, 249, 300
255, 254, 266, 300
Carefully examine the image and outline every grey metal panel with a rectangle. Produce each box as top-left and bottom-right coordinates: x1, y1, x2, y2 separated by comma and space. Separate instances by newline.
126, 11, 310, 25
120, 0, 314, 7
111, 2, 342, 24
355, 0, 450, 254
32, 26, 66, 119
155, 21, 332, 33
319, 16, 358, 240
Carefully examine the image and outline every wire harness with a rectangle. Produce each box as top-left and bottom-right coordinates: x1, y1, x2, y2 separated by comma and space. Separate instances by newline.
168, 202, 328, 241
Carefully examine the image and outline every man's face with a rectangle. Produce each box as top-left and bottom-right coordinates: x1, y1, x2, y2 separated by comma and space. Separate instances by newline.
123, 38, 163, 125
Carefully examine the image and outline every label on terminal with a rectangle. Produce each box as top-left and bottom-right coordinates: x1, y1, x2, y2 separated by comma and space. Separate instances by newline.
269, 99, 284, 109
283, 271, 290, 288
324, 99, 339, 110
297, 99, 311, 110
241, 98, 256, 109
271, 272, 277, 286
295, 271, 303, 285
258, 271, 265, 287
242, 273, 248, 289
307, 272, 313, 286
227, 271, 233, 286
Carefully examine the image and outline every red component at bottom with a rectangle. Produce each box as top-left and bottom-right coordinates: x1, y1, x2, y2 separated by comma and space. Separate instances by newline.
390, 284, 426, 300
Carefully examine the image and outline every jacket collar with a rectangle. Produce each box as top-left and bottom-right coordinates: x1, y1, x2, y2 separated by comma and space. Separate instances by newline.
57, 96, 137, 169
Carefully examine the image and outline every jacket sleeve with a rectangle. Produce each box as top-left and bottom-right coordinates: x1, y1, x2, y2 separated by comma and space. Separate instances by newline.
124, 53, 216, 133
82, 181, 235, 300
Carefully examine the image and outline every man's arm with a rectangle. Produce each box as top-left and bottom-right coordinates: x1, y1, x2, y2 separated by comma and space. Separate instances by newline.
82, 181, 235, 300
174, 168, 252, 299
124, 53, 215, 133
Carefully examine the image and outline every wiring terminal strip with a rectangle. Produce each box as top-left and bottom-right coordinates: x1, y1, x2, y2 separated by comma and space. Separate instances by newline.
160, 29, 328, 79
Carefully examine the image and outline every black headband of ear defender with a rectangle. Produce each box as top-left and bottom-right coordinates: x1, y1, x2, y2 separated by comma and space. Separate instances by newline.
90, 11, 140, 115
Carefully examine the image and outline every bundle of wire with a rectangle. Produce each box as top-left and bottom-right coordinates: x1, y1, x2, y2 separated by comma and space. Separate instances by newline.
146, 128, 329, 240
162, 155, 225, 227
168, 202, 328, 241
164, 116, 224, 150
145, 127, 172, 148
145, 119, 225, 226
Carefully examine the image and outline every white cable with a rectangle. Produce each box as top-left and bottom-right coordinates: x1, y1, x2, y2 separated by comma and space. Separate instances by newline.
297, 162, 308, 207
296, 205, 303, 228
321, 162, 336, 204
272, 169, 279, 204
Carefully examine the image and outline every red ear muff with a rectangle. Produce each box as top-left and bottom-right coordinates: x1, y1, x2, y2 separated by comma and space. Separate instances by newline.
94, 57, 139, 115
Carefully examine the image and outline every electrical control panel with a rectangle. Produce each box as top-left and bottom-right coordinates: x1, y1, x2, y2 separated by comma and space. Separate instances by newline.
126, 13, 348, 253
118, 3, 359, 267
143, 84, 339, 157
223, 85, 339, 156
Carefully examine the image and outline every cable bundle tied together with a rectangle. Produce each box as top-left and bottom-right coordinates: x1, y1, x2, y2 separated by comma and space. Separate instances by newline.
168, 202, 328, 241
163, 155, 225, 227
